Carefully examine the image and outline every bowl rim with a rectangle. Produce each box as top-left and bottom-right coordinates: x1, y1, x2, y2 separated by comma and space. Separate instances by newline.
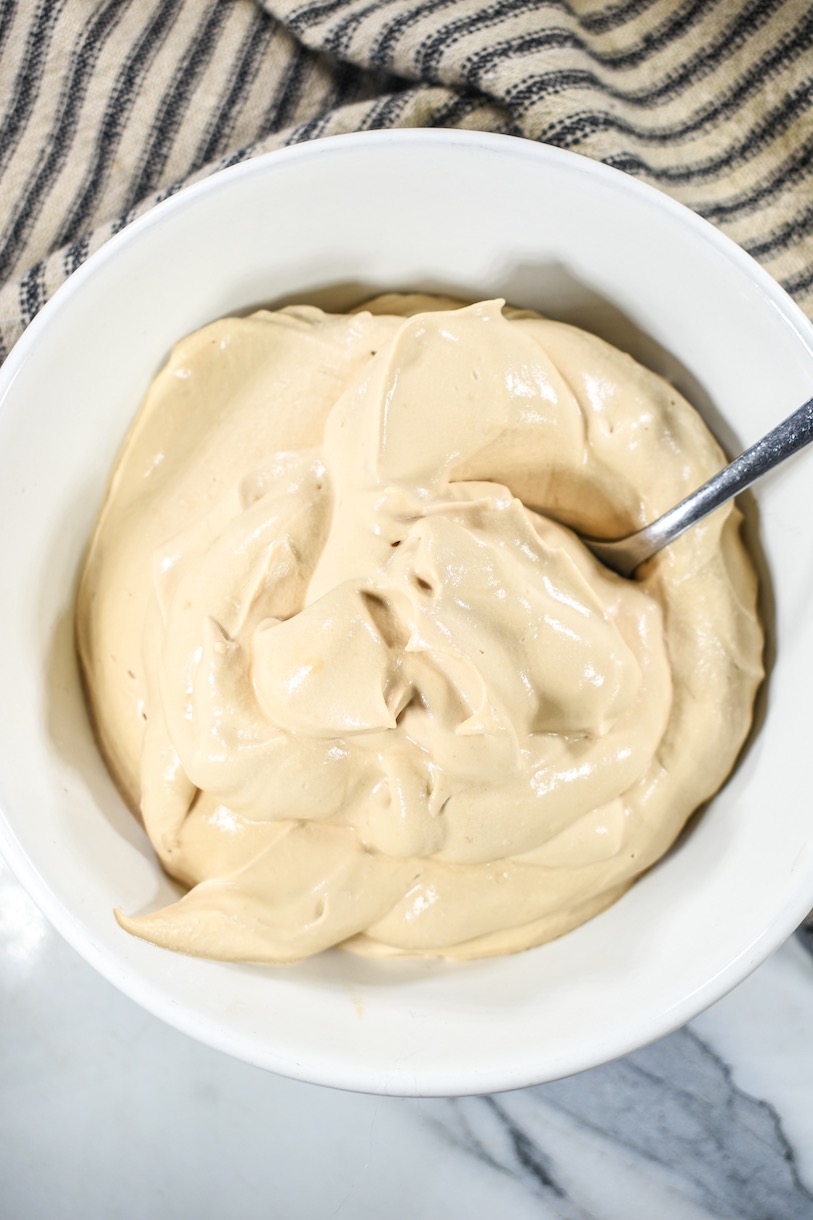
2, 127, 813, 1096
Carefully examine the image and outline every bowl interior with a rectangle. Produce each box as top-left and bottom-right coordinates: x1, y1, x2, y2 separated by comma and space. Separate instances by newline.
1, 131, 813, 1095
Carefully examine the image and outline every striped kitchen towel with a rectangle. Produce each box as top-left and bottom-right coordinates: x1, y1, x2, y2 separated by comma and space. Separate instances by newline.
1, 0, 812, 362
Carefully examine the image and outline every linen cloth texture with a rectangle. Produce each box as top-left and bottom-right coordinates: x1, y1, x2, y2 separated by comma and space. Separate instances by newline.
0, 0, 811, 360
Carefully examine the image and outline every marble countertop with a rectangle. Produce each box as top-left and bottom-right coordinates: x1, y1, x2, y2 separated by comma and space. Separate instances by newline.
1, 853, 811, 1220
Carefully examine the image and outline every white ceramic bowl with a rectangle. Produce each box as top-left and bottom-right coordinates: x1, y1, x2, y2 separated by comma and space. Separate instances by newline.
1, 131, 813, 1097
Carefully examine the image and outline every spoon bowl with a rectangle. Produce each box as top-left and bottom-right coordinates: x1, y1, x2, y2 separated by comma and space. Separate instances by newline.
587, 396, 813, 576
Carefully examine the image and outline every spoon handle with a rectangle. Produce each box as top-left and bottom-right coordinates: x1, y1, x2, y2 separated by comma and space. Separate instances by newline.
589, 396, 813, 576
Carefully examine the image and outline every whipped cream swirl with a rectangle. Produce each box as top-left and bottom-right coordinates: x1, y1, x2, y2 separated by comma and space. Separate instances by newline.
76, 296, 762, 960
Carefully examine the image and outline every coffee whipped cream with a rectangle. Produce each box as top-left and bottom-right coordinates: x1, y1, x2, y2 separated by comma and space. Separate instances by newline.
76, 296, 763, 961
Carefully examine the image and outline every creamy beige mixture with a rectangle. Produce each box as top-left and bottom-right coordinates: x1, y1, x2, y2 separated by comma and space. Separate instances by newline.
76, 295, 763, 962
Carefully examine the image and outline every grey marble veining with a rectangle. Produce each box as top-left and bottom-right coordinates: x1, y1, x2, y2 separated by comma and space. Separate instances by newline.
1, 854, 812, 1220
433, 1026, 812, 1220
798, 915, 813, 960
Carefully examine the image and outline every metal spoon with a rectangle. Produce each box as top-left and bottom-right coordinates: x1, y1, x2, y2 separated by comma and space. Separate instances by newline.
585, 397, 813, 577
